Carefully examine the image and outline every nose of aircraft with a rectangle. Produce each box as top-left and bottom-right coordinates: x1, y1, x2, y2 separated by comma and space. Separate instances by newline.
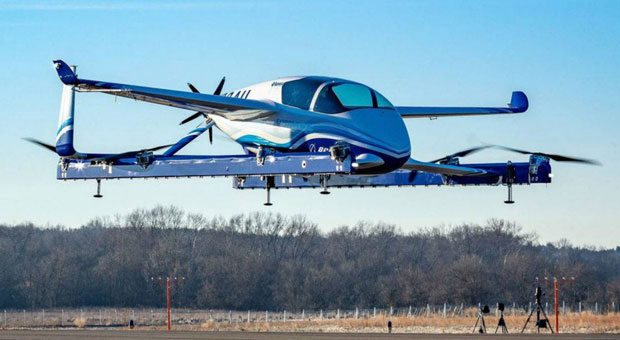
348, 108, 411, 166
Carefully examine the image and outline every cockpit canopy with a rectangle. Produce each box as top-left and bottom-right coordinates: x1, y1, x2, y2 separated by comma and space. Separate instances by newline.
281, 76, 393, 114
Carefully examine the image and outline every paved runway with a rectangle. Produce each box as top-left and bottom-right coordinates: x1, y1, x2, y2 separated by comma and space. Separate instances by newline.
0, 330, 619, 340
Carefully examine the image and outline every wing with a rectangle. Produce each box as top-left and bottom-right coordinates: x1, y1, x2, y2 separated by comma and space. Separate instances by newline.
53, 60, 277, 120
401, 158, 488, 176
397, 91, 528, 118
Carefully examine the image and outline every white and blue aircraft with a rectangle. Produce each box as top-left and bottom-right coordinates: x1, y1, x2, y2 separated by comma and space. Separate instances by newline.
26, 60, 598, 204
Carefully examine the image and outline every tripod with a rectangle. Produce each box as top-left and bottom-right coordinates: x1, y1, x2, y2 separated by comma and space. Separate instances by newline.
521, 286, 554, 333
472, 305, 489, 334
495, 303, 508, 334
496, 313, 508, 334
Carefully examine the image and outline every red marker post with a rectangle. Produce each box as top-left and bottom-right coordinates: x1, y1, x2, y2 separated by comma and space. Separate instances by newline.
166, 278, 171, 331
538, 276, 575, 333
554, 278, 558, 333
151, 276, 185, 331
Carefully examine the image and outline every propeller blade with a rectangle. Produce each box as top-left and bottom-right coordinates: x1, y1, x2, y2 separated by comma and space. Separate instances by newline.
179, 112, 204, 125
187, 82, 200, 93
182, 78, 224, 126
188, 77, 225, 95
23, 137, 56, 153
213, 77, 225, 96
208, 126, 213, 144
430, 145, 491, 163
144, 144, 175, 152
542, 154, 601, 164
493, 145, 534, 156
93, 144, 174, 163
494, 145, 601, 165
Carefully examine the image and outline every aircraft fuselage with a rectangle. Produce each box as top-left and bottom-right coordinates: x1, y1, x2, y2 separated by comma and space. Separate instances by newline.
210, 76, 411, 173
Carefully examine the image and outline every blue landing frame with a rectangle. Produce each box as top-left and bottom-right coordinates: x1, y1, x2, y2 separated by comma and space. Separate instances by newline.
57, 152, 551, 191
57, 152, 351, 180
234, 161, 552, 189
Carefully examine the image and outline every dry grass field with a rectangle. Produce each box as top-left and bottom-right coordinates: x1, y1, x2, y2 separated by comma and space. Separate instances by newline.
2, 308, 618, 334
194, 312, 620, 334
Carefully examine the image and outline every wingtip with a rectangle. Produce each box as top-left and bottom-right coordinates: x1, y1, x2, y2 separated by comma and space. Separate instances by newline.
510, 91, 529, 112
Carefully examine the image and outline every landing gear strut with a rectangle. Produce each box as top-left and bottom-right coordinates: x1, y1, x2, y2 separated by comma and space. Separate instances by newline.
320, 175, 330, 195
264, 188, 272, 206
264, 176, 274, 206
504, 184, 514, 204
93, 179, 103, 198
504, 161, 515, 204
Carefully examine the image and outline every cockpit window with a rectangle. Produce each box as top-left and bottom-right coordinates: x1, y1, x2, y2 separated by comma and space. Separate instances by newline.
281, 78, 325, 110
332, 84, 374, 108
313, 85, 346, 114
374, 90, 393, 108
313, 82, 394, 114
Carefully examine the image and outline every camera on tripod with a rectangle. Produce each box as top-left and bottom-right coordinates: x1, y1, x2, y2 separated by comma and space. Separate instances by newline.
496, 303, 508, 334
473, 303, 508, 334
522, 286, 553, 333
472, 304, 490, 334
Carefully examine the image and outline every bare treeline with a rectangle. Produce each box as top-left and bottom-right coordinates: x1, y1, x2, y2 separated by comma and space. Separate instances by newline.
1, 206, 619, 310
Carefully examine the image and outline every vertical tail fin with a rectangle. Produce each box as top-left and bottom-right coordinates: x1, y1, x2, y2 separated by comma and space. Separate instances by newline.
55, 65, 76, 156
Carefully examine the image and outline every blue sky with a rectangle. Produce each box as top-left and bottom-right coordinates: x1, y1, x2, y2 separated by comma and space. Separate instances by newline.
1, 0, 619, 247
